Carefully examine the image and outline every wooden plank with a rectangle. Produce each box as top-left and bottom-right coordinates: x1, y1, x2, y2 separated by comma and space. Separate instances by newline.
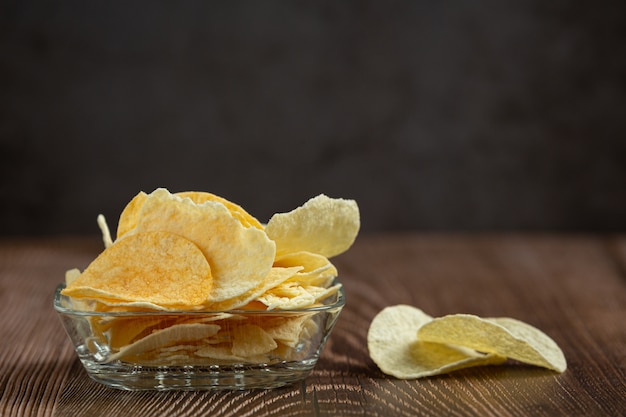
0, 236, 624, 416
330, 234, 626, 416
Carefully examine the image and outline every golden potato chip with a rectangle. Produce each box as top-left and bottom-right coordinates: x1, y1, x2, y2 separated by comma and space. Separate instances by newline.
97, 214, 113, 248
265, 194, 360, 258
117, 190, 264, 240
104, 316, 168, 350
274, 251, 333, 272
274, 251, 338, 287
176, 191, 264, 230
127, 188, 276, 302
261, 315, 314, 347
62, 231, 213, 308
257, 283, 315, 310
202, 266, 302, 311
418, 314, 567, 372
194, 344, 247, 361
65, 268, 81, 285
257, 281, 341, 310
108, 322, 221, 362
231, 324, 277, 357
367, 305, 506, 379
116, 191, 148, 239
84, 297, 177, 312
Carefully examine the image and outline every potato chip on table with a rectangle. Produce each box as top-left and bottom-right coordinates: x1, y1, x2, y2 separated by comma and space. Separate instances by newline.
367, 305, 506, 379
418, 314, 567, 372
368, 305, 566, 379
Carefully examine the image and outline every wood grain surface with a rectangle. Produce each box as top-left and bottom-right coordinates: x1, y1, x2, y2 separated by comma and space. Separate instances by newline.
1, 235, 624, 416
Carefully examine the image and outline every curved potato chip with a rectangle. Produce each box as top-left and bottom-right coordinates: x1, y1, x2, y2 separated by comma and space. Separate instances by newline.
274, 251, 337, 287
65, 268, 81, 285
62, 231, 213, 308
367, 305, 505, 379
176, 191, 264, 230
128, 188, 275, 302
261, 315, 314, 347
108, 322, 220, 362
116, 191, 148, 239
265, 194, 360, 258
116, 190, 264, 240
231, 324, 277, 357
418, 314, 567, 372
202, 266, 302, 311
104, 316, 168, 349
97, 214, 113, 248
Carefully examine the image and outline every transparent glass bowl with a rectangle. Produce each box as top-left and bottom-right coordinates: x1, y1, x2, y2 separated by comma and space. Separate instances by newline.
54, 283, 345, 391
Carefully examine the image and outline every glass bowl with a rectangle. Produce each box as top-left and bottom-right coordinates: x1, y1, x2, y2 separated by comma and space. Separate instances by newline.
53, 282, 345, 391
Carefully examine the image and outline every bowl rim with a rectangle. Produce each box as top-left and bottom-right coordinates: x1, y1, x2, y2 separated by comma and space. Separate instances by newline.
53, 281, 346, 316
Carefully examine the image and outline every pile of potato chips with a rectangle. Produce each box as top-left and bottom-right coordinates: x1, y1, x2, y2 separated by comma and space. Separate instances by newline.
367, 305, 566, 379
61, 188, 359, 365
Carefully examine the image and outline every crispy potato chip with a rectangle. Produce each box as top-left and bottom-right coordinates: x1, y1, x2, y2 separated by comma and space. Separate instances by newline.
265, 194, 360, 258
274, 251, 333, 272
65, 268, 81, 286
194, 344, 245, 361
176, 191, 264, 230
128, 188, 275, 302
367, 305, 505, 379
202, 266, 302, 311
117, 190, 264, 240
262, 315, 314, 347
275, 251, 338, 287
104, 316, 168, 349
257, 284, 316, 310
108, 322, 221, 362
97, 214, 113, 248
231, 324, 277, 357
418, 314, 567, 372
62, 231, 213, 308
257, 282, 341, 310
116, 191, 148, 239
84, 298, 179, 312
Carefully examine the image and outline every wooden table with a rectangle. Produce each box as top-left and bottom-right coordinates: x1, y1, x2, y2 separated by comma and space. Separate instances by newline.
1, 235, 625, 416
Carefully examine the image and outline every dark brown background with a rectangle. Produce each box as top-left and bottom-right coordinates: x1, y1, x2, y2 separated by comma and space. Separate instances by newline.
1, 1, 625, 236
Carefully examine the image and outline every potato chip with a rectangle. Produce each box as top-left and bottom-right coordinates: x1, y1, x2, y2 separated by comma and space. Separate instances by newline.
116, 191, 148, 239
175, 191, 264, 230
194, 344, 245, 361
257, 281, 341, 310
265, 194, 360, 258
97, 214, 113, 248
261, 315, 314, 347
104, 316, 168, 350
418, 314, 567, 372
231, 324, 277, 357
84, 297, 177, 312
65, 268, 81, 286
274, 251, 338, 287
202, 266, 302, 311
116, 190, 264, 240
127, 188, 275, 302
108, 322, 221, 362
367, 305, 505, 379
274, 251, 333, 272
257, 283, 316, 310
62, 231, 213, 308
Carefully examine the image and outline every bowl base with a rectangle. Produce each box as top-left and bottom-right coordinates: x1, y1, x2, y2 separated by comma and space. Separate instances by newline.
82, 360, 316, 391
